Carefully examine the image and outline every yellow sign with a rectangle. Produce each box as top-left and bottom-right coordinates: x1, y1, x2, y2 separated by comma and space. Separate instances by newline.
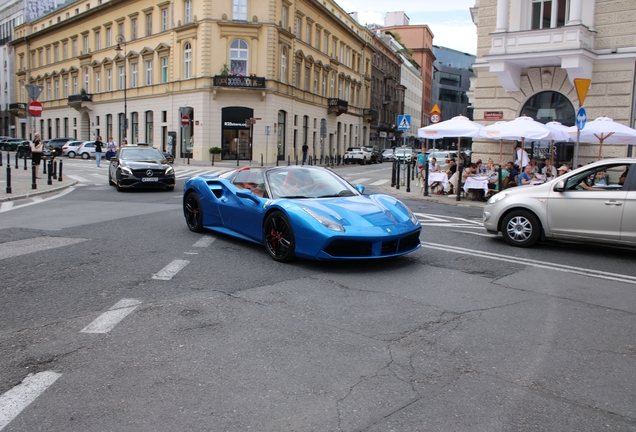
430, 104, 441, 114
573, 78, 591, 107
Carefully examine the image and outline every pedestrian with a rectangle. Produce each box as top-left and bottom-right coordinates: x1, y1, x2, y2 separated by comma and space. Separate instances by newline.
302, 143, 308, 164
514, 143, 530, 170
31, 133, 43, 178
94, 135, 104, 167
167, 136, 174, 155
106, 136, 117, 160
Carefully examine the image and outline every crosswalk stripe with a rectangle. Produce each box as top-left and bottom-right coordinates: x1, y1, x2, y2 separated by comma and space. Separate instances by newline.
80, 298, 142, 334
349, 178, 371, 184
0, 237, 87, 260
67, 174, 92, 183
0, 371, 62, 430
370, 179, 390, 186
152, 259, 190, 280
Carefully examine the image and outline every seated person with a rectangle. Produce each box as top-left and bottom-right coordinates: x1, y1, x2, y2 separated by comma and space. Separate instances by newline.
542, 160, 557, 178
518, 164, 535, 186
579, 181, 605, 191
503, 161, 519, 188
428, 157, 440, 173
281, 169, 313, 194
594, 170, 608, 185
619, 168, 629, 185
463, 163, 478, 180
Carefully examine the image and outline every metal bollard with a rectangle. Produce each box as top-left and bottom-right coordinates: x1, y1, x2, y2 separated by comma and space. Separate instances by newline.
260, 154, 263, 167
423, 163, 430, 197
396, 160, 401, 190
52, 160, 58, 179
32, 165, 37, 190
406, 163, 411, 192
15, 152, 18, 169
456, 162, 463, 202
391, 159, 396, 187
58, 159, 63, 181
6, 165, 12, 193
287, 155, 290, 166
0, 151, 2, 167
276, 157, 279, 166
47, 160, 53, 185
43, 157, 47, 174
497, 166, 502, 192
23, 153, 28, 170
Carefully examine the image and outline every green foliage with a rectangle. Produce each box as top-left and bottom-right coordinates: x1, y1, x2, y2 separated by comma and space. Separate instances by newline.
220, 64, 229, 76
209, 146, 222, 154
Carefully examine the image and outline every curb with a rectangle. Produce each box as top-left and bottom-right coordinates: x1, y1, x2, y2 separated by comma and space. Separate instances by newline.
0, 180, 78, 203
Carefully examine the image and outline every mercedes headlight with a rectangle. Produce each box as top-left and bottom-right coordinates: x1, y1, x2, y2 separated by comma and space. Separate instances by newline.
302, 207, 345, 232
165, 166, 174, 175
121, 167, 133, 175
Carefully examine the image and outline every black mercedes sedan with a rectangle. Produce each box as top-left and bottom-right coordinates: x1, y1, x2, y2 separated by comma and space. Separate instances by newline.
108, 146, 175, 191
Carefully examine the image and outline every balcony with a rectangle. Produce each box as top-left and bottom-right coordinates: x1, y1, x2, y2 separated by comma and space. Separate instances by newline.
213, 75, 266, 88
327, 98, 348, 116
482, 24, 596, 91
8, 103, 26, 116
68, 93, 93, 110
363, 108, 378, 122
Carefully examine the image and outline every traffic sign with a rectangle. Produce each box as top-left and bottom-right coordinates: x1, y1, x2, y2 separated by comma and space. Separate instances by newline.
245, 119, 252, 127
25, 84, 43, 102
431, 114, 441, 124
181, 115, 189, 126
430, 104, 441, 115
28, 101, 43, 116
574, 78, 591, 107
576, 107, 587, 130
397, 115, 411, 131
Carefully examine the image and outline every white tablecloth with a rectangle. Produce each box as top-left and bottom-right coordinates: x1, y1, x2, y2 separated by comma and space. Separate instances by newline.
427, 172, 449, 190
463, 177, 489, 194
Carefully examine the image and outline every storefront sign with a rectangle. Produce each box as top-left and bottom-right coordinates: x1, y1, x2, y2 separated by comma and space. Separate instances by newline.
484, 111, 504, 120
224, 121, 247, 127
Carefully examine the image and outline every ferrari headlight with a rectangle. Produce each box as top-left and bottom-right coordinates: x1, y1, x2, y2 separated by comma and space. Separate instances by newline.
121, 167, 133, 175
405, 206, 419, 225
302, 207, 345, 232
488, 190, 511, 204
165, 166, 174, 175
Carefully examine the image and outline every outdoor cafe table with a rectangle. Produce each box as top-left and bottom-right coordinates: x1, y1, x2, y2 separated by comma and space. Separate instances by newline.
463, 176, 490, 194
428, 172, 449, 190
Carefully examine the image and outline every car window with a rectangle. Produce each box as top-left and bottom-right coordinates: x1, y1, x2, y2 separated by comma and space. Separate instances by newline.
565, 163, 631, 191
233, 169, 267, 197
266, 168, 356, 199
120, 148, 164, 161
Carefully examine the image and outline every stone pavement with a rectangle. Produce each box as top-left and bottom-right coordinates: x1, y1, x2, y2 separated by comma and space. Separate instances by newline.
0, 154, 485, 209
0, 153, 77, 202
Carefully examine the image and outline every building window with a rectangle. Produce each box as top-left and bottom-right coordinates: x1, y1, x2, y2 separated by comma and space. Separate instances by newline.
146, 13, 152, 36
72, 39, 77, 57
131, 62, 138, 87
72, 75, 78, 94
295, 17, 301, 38
162, 9, 168, 31
306, 23, 311, 44
229, 39, 248, 76
106, 69, 112, 91
95, 71, 100, 93
185, 0, 192, 24
161, 57, 168, 83
339, 44, 344, 62
315, 29, 320, 50
145, 111, 153, 145
46, 81, 51, 100
313, 69, 318, 94
145, 60, 152, 85
294, 62, 300, 87
106, 27, 111, 47
63, 78, 68, 97
184, 42, 192, 78
132, 112, 139, 143
322, 73, 327, 96
304, 66, 310, 91
118, 22, 124, 38
132, 18, 137, 40
55, 79, 59, 98
46, 48, 50, 64
118, 65, 125, 90
95, 31, 100, 51
532, 0, 567, 30
233, 0, 247, 20
280, 46, 287, 84
282, 6, 288, 30
323, 34, 328, 54
330, 72, 335, 97
83, 34, 88, 53
63, 42, 68, 59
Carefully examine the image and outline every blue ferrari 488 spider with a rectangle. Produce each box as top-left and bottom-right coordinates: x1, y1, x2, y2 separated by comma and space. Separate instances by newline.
182, 166, 421, 262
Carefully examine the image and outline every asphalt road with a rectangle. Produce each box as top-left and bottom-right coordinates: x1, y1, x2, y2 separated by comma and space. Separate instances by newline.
0, 160, 635, 431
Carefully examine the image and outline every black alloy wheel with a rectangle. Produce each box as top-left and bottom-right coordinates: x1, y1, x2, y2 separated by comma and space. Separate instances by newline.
501, 210, 541, 247
184, 191, 204, 232
263, 210, 296, 262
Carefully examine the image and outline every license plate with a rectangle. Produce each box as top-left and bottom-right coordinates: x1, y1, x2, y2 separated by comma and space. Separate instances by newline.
142, 177, 159, 182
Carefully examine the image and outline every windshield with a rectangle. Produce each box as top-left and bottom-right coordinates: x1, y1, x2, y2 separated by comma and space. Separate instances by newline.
120, 148, 165, 161
266, 168, 359, 199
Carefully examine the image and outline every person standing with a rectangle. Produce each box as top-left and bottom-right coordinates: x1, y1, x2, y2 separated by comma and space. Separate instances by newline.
94, 135, 104, 167
106, 136, 117, 160
31, 133, 43, 178
514, 143, 530, 169
302, 143, 309, 164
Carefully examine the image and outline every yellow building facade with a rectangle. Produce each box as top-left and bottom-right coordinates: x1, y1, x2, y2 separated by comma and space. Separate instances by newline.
11, 0, 375, 163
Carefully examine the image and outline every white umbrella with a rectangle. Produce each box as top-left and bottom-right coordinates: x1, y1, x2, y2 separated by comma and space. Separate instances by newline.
543, 121, 572, 167
566, 116, 636, 160
418, 115, 484, 201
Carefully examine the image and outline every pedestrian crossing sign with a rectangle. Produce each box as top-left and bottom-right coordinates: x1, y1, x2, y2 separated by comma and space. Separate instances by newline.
397, 115, 411, 131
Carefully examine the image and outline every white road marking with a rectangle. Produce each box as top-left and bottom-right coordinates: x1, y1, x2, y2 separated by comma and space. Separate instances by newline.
80, 298, 142, 334
193, 236, 216, 247
0, 237, 87, 260
66, 174, 92, 183
420, 242, 636, 285
349, 178, 371, 184
0, 202, 13, 211
370, 179, 390, 186
0, 371, 62, 431
451, 230, 498, 238
152, 259, 190, 280
0, 187, 76, 213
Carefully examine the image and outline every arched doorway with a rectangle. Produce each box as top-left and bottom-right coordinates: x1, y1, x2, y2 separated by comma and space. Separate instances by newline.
519, 90, 575, 165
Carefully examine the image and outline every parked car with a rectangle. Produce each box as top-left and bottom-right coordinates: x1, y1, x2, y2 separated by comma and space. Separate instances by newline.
62, 140, 84, 158
381, 149, 394, 162
394, 148, 413, 163
78, 141, 98, 159
108, 146, 175, 191
16, 141, 56, 159
2, 138, 28, 151
48, 137, 75, 156
483, 158, 635, 248
183, 166, 421, 261
343, 147, 372, 165
365, 147, 383, 164
428, 151, 459, 171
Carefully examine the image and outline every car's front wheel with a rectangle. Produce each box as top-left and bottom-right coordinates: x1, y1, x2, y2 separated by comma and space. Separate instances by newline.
184, 191, 204, 232
264, 211, 296, 262
501, 210, 541, 247
68, 151, 76, 158
81, 152, 90, 159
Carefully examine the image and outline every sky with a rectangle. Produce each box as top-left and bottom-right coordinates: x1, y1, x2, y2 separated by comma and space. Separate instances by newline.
337, 0, 478, 55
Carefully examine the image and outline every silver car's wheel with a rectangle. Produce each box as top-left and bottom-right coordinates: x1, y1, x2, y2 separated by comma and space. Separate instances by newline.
501, 210, 541, 247
81, 152, 90, 159
68, 151, 76, 158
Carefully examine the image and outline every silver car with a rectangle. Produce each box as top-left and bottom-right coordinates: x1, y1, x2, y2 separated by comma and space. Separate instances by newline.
62, 140, 84, 158
483, 158, 635, 247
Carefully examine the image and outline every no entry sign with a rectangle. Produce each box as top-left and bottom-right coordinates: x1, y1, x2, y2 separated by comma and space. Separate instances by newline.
181, 115, 189, 126
28, 101, 43, 116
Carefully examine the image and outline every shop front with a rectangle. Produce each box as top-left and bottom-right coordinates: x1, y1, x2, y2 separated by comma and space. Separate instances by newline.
222, 107, 253, 160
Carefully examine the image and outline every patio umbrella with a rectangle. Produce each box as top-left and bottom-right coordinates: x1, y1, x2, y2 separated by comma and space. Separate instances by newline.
566, 116, 636, 160
543, 121, 572, 167
418, 115, 484, 201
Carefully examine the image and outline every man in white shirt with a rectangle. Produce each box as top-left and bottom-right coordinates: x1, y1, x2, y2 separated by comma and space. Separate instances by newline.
428, 157, 440, 173
514, 143, 530, 169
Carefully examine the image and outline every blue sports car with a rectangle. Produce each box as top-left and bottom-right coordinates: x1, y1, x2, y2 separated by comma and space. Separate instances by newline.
182, 166, 421, 262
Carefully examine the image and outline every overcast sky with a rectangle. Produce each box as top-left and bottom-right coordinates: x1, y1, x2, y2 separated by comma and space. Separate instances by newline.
337, 0, 478, 55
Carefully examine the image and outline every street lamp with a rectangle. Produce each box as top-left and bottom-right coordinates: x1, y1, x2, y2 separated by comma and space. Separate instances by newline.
115, 34, 128, 142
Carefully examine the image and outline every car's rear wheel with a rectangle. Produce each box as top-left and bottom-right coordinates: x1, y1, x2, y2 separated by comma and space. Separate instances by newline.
68, 151, 76, 158
501, 210, 541, 247
3, 145, 10, 151
264, 211, 296, 262
81, 152, 90, 159
184, 191, 204, 232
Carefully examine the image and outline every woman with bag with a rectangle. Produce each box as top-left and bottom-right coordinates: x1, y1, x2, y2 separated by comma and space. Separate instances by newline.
31, 133, 43, 178
106, 136, 117, 160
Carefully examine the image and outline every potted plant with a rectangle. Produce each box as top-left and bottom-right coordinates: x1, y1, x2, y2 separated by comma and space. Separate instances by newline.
209, 146, 222, 165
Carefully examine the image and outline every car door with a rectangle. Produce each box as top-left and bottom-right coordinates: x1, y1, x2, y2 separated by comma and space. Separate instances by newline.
217, 171, 265, 241
619, 164, 636, 243
546, 163, 630, 241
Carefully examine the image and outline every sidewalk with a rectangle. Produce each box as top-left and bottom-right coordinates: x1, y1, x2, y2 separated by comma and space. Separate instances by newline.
0, 155, 77, 202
